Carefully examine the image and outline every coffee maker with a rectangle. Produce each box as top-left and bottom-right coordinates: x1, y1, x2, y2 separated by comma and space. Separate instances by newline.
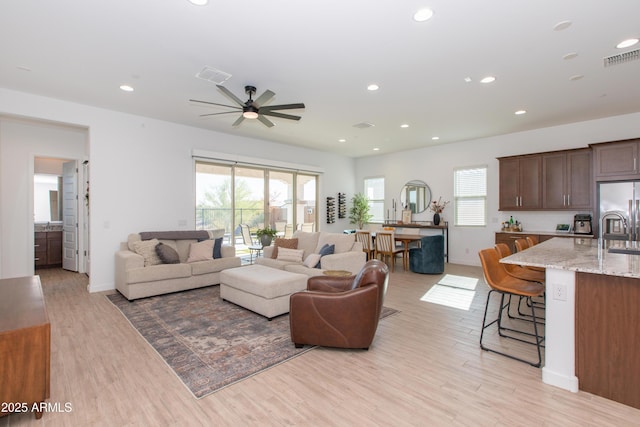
573, 214, 593, 235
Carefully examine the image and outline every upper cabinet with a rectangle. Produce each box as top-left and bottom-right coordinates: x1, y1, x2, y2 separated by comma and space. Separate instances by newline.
499, 148, 593, 211
498, 155, 541, 210
542, 149, 592, 210
592, 139, 640, 181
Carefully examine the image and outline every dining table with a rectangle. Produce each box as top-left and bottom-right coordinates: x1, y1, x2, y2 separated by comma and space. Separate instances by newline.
372, 232, 424, 271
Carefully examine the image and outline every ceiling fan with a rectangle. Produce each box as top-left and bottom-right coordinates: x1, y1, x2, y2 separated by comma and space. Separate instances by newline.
190, 85, 305, 128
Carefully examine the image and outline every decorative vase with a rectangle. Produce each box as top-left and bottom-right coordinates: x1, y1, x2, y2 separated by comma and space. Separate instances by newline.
433, 212, 441, 226
260, 235, 273, 247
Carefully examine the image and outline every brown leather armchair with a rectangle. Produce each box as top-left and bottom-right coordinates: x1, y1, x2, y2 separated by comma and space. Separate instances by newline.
289, 259, 390, 350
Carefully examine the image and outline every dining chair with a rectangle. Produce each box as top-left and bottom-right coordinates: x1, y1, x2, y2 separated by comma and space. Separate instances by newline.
301, 222, 314, 232
374, 231, 405, 272
355, 231, 375, 261
478, 248, 545, 367
239, 224, 263, 264
526, 236, 539, 246
514, 238, 545, 272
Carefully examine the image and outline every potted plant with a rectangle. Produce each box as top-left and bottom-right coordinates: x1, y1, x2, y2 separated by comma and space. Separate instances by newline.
429, 196, 450, 225
349, 193, 373, 230
256, 227, 278, 246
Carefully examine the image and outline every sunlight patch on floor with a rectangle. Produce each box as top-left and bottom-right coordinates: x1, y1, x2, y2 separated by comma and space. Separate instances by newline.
420, 274, 479, 310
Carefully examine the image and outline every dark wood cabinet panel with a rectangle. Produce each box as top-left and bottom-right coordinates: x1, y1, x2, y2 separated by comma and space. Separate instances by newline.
593, 140, 640, 180
576, 272, 640, 409
34, 231, 62, 268
498, 155, 541, 210
34, 232, 47, 267
542, 149, 592, 210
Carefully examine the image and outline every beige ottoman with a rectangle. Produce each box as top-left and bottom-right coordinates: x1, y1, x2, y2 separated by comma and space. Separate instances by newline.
220, 265, 308, 320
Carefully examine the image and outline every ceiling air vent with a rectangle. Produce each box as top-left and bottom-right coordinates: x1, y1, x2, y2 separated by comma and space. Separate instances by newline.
353, 122, 375, 129
195, 66, 232, 84
603, 49, 640, 67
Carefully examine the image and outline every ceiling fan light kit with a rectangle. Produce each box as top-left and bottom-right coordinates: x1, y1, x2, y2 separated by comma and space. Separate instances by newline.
191, 84, 305, 128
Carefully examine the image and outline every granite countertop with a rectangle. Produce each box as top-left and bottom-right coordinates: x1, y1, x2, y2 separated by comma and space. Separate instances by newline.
496, 229, 594, 238
501, 237, 640, 278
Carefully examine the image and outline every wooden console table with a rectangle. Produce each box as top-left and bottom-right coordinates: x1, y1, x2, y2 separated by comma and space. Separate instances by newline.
383, 222, 449, 262
0, 276, 50, 419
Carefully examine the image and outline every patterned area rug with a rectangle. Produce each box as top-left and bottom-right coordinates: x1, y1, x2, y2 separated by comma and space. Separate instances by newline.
107, 286, 398, 399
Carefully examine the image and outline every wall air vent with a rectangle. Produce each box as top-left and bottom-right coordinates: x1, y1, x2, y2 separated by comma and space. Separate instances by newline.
353, 122, 375, 129
603, 49, 640, 67
195, 66, 232, 84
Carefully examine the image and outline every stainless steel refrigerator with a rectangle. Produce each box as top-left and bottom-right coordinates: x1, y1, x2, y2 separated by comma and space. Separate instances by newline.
598, 181, 640, 242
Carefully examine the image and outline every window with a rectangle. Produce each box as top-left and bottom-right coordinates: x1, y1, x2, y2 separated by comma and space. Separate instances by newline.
364, 177, 385, 223
454, 166, 487, 226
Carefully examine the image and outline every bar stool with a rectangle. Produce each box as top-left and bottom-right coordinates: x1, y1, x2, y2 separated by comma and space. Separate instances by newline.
478, 248, 545, 367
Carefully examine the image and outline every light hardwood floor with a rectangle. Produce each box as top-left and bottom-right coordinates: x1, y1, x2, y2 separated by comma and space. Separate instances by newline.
3, 265, 640, 426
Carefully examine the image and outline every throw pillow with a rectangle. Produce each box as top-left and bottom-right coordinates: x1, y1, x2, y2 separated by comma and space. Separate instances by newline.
186, 239, 215, 263
303, 253, 322, 268
315, 243, 335, 268
271, 238, 299, 259
276, 247, 305, 263
213, 237, 223, 259
132, 239, 163, 267
156, 242, 180, 264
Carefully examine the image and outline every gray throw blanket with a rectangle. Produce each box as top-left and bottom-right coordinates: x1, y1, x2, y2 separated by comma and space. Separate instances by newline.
139, 230, 210, 241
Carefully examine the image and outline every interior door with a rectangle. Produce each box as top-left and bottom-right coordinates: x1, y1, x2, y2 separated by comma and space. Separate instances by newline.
62, 161, 78, 271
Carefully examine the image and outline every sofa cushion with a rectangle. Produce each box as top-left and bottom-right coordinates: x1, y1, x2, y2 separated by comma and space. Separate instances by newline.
207, 229, 226, 240
293, 231, 320, 258
132, 239, 163, 266
213, 237, 223, 259
190, 257, 242, 275
315, 232, 355, 254
303, 253, 322, 268
186, 239, 214, 263
175, 239, 198, 263
156, 242, 180, 264
271, 238, 298, 259
277, 247, 305, 263
127, 263, 191, 284
127, 233, 142, 251
316, 243, 335, 267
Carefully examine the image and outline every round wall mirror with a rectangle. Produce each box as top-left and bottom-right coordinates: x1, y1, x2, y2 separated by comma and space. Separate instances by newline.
400, 180, 431, 214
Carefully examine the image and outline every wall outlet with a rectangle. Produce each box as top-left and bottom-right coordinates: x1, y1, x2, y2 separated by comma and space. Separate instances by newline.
553, 283, 567, 301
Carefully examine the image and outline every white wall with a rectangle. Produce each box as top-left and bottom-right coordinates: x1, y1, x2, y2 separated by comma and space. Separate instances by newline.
0, 88, 356, 291
355, 112, 640, 265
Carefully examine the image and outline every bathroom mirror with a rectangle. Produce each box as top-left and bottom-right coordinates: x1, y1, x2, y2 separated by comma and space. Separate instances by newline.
34, 174, 63, 222
400, 180, 431, 214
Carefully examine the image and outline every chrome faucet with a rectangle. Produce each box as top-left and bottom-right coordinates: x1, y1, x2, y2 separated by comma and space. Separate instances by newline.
600, 211, 628, 247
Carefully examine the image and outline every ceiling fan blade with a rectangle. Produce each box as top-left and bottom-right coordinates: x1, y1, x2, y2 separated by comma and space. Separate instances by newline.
260, 111, 302, 121
257, 115, 275, 128
200, 111, 241, 117
190, 99, 241, 109
253, 89, 275, 108
232, 115, 245, 127
259, 103, 305, 111
216, 85, 246, 106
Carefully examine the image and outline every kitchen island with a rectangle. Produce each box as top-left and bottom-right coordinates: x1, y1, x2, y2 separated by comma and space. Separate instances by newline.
501, 237, 640, 409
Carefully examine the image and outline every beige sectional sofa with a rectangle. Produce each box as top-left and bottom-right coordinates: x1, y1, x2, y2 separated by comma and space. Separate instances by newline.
255, 230, 366, 276
115, 230, 240, 300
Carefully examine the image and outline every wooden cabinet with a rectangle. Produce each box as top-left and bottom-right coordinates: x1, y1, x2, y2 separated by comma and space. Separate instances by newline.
542, 149, 592, 210
0, 276, 50, 419
495, 232, 584, 254
34, 231, 62, 268
498, 155, 541, 210
592, 139, 640, 181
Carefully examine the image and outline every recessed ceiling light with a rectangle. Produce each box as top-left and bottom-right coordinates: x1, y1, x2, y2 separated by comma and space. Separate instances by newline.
373, 148, 380, 151
400, 124, 409, 128
563, 52, 578, 60
413, 8, 434, 22
367, 84, 379, 91
617, 38, 639, 49
515, 110, 527, 115
569, 74, 584, 81
464, 77, 472, 83
480, 76, 496, 84
431, 136, 439, 140
338, 138, 346, 142
553, 20, 572, 31
187, 0, 208, 5
119, 85, 134, 92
